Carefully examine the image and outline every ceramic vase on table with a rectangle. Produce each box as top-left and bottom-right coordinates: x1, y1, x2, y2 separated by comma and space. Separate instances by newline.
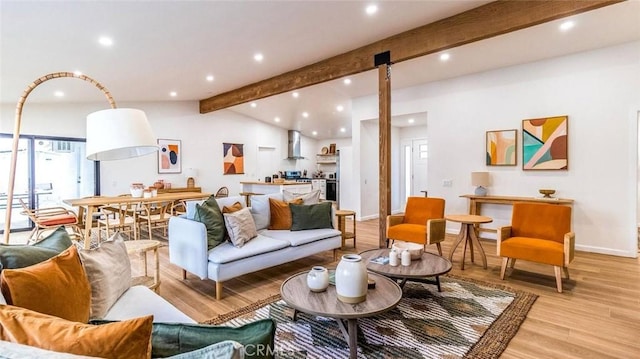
307, 266, 329, 292
335, 254, 367, 303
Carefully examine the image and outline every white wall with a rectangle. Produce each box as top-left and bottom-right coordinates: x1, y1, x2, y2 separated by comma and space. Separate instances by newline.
352, 41, 640, 257
1, 101, 318, 197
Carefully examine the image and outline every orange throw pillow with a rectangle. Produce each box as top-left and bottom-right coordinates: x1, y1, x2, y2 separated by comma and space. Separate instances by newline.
0, 246, 91, 323
0, 305, 152, 359
268, 198, 303, 230
222, 201, 243, 213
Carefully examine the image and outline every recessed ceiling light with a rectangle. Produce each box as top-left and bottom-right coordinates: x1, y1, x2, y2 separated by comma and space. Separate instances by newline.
365, 4, 378, 15
169, 91, 177, 97
73, 70, 83, 77
292, 92, 299, 98
340, 127, 346, 133
98, 36, 113, 47
559, 20, 575, 31
250, 102, 257, 108
336, 105, 344, 112
439, 53, 450, 61
274, 117, 280, 122
206, 75, 214, 82
54, 91, 64, 97
253, 53, 264, 62
343, 78, 352, 85
408, 118, 415, 124
302, 112, 309, 118
312, 131, 318, 136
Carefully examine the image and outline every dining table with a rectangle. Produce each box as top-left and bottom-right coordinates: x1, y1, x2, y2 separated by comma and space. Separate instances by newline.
64, 191, 211, 249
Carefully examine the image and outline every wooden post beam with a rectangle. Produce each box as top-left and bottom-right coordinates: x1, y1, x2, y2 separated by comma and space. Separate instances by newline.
378, 53, 391, 249
199, 0, 620, 113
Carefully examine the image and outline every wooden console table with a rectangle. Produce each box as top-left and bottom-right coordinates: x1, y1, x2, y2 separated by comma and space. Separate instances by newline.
460, 194, 574, 234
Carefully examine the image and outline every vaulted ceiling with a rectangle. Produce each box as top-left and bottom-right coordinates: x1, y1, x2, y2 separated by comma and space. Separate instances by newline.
1, 1, 638, 139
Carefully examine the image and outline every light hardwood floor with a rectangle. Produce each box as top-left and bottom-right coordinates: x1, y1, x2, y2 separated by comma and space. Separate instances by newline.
149, 218, 640, 358
10, 219, 640, 358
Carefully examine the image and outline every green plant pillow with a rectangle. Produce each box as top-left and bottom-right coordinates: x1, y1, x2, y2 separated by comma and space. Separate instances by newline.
90, 318, 276, 359
193, 195, 225, 250
289, 202, 333, 231
0, 227, 73, 272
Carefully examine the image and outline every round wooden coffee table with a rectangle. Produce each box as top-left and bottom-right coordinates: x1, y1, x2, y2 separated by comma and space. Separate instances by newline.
360, 248, 452, 292
280, 271, 402, 359
445, 214, 493, 270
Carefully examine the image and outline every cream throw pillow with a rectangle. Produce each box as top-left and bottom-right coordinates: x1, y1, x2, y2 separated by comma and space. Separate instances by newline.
223, 207, 258, 247
283, 189, 321, 204
78, 232, 132, 319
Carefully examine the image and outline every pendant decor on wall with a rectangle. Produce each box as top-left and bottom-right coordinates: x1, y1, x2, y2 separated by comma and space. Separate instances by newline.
522, 116, 568, 170
223, 143, 244, 175
158, 139, 181, 173
486, 129, 517, 166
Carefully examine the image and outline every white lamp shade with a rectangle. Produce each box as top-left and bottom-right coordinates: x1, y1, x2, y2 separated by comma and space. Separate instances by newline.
86, 108, 158, 161
471, 171, 490, 187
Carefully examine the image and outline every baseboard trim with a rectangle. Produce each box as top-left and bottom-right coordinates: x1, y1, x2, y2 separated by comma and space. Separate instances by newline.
575, 244, 637, 258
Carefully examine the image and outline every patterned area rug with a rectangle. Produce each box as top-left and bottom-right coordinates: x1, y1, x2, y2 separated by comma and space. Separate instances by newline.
204, 275, 537, 359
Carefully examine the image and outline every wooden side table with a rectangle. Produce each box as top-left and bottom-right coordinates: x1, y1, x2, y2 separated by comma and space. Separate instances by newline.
125, 240, 161, 292
335, 210, 356, 248
445, 214, 492, 270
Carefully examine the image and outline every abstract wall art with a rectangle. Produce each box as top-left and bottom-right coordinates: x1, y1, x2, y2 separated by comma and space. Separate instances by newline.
158, 139, 181, 173
522, 116, 568, 170
223, 143, 244, 175
486, 129, 517, 166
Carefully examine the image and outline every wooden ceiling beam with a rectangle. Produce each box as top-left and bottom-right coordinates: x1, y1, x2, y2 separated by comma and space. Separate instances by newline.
199, 0, 622, 114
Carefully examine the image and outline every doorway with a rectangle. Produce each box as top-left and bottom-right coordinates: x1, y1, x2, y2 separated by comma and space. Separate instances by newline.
400, 138, 428, 208
0, 134, 99, 234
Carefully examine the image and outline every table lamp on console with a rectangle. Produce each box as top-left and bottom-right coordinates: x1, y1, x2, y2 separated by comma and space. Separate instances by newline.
471, 171, 490, 196
3, 72, 158, 243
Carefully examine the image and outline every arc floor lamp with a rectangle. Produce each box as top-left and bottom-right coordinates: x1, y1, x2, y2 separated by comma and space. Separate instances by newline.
3, 71, 158, 243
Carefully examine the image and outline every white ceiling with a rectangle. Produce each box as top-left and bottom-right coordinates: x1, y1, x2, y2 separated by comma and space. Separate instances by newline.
2, 1, 639, 140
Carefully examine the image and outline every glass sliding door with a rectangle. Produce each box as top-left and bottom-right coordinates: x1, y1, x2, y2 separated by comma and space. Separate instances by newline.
0, 136, 31, 231
0, 134, 98, 234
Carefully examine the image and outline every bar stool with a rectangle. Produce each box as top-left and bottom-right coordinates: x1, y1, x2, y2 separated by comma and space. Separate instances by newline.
335, 210, 356, 248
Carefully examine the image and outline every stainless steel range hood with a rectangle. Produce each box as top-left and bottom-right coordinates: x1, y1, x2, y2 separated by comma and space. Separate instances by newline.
286, 130, 305, 159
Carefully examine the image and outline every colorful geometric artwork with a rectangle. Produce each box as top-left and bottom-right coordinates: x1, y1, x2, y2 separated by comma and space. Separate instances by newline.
522, 116, 568, 170
223, 143, 244, 175
486, 129, 517, 166
158, 139, 181, 173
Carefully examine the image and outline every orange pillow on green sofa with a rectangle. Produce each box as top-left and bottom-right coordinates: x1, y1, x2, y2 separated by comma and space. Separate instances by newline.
0, 246, 91, 323
0, 305, 152, 359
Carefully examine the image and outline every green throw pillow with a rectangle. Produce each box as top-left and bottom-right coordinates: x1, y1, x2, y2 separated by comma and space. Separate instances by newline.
289, 202, 333, 231
90, 318, 276, 359
0, 226, 73, 272
193, 195, 225, 250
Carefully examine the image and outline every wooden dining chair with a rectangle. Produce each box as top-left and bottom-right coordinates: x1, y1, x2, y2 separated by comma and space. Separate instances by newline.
97, 196, 138, 241
18, 198, 82, 242
215, 186, 229, 198
137, 200, 173, 240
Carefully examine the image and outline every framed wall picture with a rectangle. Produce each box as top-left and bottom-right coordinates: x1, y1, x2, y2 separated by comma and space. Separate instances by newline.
486, 129, 517, 166
522, 115, 568, 170
158, 139, 181, 173
223, 143, 244, 175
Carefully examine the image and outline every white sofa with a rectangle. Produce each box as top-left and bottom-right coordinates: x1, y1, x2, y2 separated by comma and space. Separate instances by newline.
168, 193, 342, 299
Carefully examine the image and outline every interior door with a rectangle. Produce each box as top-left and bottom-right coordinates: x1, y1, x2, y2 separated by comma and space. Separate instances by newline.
400, 138, 428, 209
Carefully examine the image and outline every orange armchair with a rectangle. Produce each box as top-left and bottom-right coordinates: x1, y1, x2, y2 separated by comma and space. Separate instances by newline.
497, 202, 574, 292
386, 197, 446, 255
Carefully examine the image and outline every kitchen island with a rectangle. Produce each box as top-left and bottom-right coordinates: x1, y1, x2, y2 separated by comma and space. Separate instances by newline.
240, 181, 312, 195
